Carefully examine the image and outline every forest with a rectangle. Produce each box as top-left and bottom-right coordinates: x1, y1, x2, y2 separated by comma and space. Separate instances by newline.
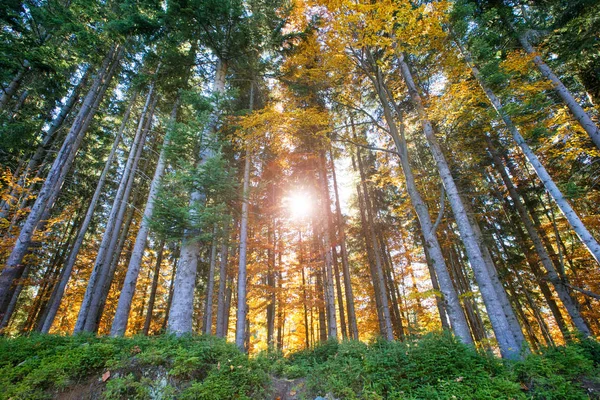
1, 0, 600, 398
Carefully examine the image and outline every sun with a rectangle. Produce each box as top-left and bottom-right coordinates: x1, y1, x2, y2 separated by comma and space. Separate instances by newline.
285, 190, 313, 220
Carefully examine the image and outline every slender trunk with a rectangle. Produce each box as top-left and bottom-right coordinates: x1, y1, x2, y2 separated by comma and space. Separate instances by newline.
41, 90, 137, 333
75, 81, 156, 333
486, 136, 591, 336
266, 222, 276, 347
143, 240, 165, 336
318, 154, 338, 340
235, 145, 251, 349
234, 82, 253, 349
353, 166, 384, 334
329, 147, 359, 339
0, 64, 29, 111
215, 227, 230, 338
503, 20, 600, 148
457, 41, 600, 265
364, 64, 473, 345
0, 266, 29, 331
111, 98, 179, 336
202, 225, 219, 335
397, 52, 523, 358
161, 247, 179, 332
355, 148, 393, 340
168, 60, 227, 335
0, 45, 122, 316
299, 231, 310, 348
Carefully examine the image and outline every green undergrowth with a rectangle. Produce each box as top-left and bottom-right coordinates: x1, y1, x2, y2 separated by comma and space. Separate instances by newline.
283, 332, 600, 399
0, 332, 598, 399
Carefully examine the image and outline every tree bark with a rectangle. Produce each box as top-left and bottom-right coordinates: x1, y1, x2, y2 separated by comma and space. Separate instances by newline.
0, 45, 122, 317
397, 52, 524, 358
503, 19, 600, 148
143, 240, 165, 336
329, 147, 359, 339
169, 60, 227, 336
457, 41, 600, 265
363, 61, 473, 346
111, 98, 179, 336
75, 79, 156, 333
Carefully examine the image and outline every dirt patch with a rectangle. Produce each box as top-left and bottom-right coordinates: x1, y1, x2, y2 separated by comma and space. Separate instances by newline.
270, 376, 307, 400
54, 375, 105, 400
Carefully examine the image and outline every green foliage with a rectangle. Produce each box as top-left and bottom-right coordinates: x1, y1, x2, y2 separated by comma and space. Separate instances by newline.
283, 332, 600, 400
0, 333, 598, 400
0, 334, 266, 400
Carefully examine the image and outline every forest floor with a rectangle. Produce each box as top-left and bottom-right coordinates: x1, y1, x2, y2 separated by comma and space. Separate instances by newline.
1, 332, 599, 399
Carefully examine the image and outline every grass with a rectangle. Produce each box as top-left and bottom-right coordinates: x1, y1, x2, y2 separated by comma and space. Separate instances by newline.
0, 331, 598, 399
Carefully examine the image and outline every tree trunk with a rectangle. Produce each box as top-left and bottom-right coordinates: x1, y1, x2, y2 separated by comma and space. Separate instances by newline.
111, 98, 179, 336
329, 147, 359, 339
0, 45, 122, 317
318, 153, 338, 340
235, 144, 251, 349
215, 227, 230, 338
75, 79, 156, 333
234, 82, 253, 349
457, 41, 600, 265
40, 90, 138, 333
0, 64, 29, 111
397, 52, 524, 358
143, 240, 165, 336
168, 60, 227, 336
503, 20, 600, 148
266, 221, 276, 347
202, 225, 219, 335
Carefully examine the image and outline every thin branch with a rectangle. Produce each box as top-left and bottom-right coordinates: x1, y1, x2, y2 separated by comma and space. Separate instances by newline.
429, 184, 446, 236
333, 138, 399, 156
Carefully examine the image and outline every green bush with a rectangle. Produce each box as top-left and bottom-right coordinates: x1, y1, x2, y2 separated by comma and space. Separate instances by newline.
0, 332, 598, 400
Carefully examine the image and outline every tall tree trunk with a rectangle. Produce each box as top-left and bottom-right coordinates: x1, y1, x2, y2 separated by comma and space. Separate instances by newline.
486, 136, 591, 336
355, 150, 393, 340
329, 147, 359, 339
111, 98, 179, 336
75, 80, 156, 333
40, 90, 138, 333
364, 63, 473, 345
235, 145, 251, 349
0, 45, 122, 317
215, 227, 230, 338
501, 20, 600, 148
202, 225, 219, 335
318, 153, 338, 340
169, 60, 227, 335
457, 41, 600, 265
266, 221, 276, 347
397, 52, 524, 358
234, 82, 253, 350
